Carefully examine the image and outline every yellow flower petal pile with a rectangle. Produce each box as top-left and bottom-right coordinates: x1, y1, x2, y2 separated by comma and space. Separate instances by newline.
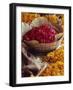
41, 46, 64, 76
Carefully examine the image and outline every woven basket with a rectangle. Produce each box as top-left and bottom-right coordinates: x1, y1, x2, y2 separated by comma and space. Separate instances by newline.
22, 17, 64, 53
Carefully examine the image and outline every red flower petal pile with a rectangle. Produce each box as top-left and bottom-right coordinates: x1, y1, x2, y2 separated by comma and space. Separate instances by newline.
23, 25, 56, 43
